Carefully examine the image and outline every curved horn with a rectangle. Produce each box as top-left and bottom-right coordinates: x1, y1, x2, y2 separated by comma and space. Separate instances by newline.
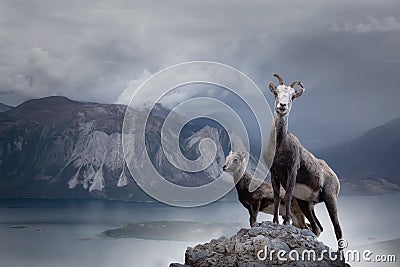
290, 81, 301, 88
273, 73, 284, 85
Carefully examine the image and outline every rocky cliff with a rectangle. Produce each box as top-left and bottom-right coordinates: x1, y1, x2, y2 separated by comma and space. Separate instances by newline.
170, 221, 346, 267
0, 96, 249, 200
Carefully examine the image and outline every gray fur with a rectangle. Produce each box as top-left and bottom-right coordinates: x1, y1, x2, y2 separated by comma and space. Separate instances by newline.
223, 151, 309, 230
265, 74, 343, 247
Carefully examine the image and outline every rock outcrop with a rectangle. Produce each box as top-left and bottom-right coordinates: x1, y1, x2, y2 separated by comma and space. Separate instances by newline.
171, 221, 346, 267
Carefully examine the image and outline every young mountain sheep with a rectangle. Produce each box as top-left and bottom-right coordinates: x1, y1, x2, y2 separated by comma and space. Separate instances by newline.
223, 151, 310, 231
265, 73, 343, 245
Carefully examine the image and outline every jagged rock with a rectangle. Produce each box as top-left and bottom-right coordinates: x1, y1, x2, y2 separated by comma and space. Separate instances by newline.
172, 221, 346, 267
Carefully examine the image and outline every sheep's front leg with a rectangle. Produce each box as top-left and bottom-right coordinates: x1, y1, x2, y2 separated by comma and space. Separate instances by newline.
248, 201, 261, 227
283, 168, 297, 225
271, 173, 280, 224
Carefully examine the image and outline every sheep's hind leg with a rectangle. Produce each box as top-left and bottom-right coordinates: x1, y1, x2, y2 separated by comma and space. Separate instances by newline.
312, 207, 324, 233
297, 199, 321, 236
322, 192, 343, 248
290, 198, 308, 229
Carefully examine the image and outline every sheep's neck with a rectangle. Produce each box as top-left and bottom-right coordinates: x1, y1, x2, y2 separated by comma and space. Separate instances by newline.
233, 165, 246, 186
274, 112, 289, 144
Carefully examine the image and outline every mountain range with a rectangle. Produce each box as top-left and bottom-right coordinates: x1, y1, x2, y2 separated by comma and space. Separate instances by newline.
0, 96, 398, 200
316, 117, 400, 194
0, 96, 244, 200
0, 103, 12, 112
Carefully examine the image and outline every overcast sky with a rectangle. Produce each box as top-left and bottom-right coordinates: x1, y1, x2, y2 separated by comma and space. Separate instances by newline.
1, 0, 399, 137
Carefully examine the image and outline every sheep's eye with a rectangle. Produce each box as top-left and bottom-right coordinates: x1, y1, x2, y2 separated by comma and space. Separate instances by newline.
233, 159, 238, 162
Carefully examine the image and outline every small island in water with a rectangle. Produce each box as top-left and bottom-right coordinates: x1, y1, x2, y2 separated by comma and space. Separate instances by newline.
103, 221, 244, 242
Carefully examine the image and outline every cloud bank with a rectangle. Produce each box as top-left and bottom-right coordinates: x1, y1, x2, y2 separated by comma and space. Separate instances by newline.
0, 0, 399, 137
332, 17, 400, 33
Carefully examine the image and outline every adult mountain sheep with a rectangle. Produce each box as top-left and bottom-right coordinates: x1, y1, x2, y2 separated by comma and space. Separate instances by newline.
265, 74, 343, 247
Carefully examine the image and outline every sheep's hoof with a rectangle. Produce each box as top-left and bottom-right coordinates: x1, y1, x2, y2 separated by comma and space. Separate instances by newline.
272, 217, 279, 224
313, 226, 322, 237
283, 216, 291, 225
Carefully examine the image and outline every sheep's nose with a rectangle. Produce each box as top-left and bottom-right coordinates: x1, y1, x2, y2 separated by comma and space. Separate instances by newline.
222, 165, 227, 171
279, 103, 286, 107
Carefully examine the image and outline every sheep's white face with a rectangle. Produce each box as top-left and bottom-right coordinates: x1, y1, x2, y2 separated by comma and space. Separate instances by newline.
274, 85, 296, 116
269, 74, 305, 116
222, 151, 246, 173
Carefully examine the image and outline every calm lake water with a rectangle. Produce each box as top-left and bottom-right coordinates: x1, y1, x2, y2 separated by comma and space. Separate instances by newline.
0, 195, 399, 267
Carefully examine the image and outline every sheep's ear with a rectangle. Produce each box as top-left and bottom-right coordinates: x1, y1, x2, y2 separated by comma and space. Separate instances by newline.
241, 152, 247, 161
294, 88, 305, 99
229, 150, 233, 155
268, 82, 278, 96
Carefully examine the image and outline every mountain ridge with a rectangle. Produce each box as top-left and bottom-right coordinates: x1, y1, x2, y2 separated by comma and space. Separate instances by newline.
0, 96, 238, 200
314, 117, 400, 194
0, 103, 12, 112
0, 96, 399, 199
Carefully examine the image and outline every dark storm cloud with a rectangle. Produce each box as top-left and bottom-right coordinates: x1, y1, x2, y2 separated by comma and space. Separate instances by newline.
0, 0, 399, 137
